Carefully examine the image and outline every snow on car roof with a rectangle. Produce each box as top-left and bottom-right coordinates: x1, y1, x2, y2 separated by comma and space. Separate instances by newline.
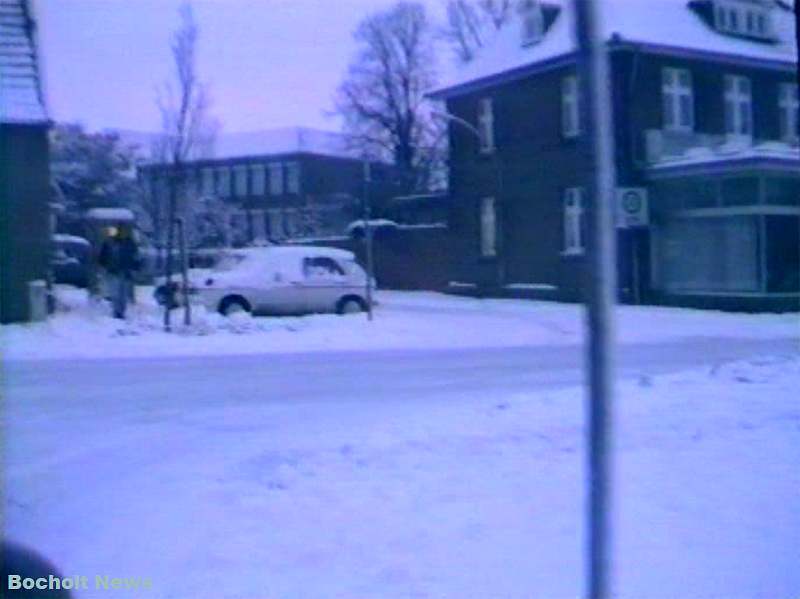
227, 245, 356, 263
85, 207, 136, 222
52, 234, 91, 246
431, 0, 797, 99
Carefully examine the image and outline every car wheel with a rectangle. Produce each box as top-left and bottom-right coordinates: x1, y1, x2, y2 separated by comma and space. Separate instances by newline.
337, 296, 367, 315
219, 296, 251, 316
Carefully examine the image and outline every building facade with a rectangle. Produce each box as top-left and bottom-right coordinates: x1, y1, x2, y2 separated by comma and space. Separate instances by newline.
139, 128, 401, 248
430, 0, 799, 311
0, 0, 52, 323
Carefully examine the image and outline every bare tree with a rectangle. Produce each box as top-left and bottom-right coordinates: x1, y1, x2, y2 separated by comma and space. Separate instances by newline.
155, 1, 217, 329
334, 2, 444, 193
441, 0, 514, 63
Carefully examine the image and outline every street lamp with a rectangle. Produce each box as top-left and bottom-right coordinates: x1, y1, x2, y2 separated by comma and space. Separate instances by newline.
430, 109, 505, 287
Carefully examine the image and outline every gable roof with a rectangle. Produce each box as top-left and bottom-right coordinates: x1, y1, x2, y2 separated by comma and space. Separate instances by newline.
0, 0, 48, 124
430, 0, 797, 99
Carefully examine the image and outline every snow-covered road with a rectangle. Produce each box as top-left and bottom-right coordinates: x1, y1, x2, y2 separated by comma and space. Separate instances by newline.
4, 335, 800, 599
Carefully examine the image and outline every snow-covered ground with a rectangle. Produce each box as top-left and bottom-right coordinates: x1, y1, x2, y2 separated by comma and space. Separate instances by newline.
4, 352, 799, 598
3, 286, 799, 598
1, 285, 796, 361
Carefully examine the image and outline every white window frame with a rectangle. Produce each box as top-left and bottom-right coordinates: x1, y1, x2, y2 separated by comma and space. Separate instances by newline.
714, 0, 772, 39
477, 97, 495, 153
480, 197, 497, 258
778, 83, 799, 143
216, 166, 230, 198
662, 67, 694, 132
286, 162, 301, 194
269, 162, 284, 196
233, 165, 248, 197
250, 164, 266, 196
520, 0, 544, 46
563, 187, 585, 255
561, 75, 580, 138
724, 74, 752, 137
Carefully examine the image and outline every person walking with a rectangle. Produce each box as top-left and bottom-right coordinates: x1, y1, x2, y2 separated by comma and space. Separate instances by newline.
97, 226, 140, 319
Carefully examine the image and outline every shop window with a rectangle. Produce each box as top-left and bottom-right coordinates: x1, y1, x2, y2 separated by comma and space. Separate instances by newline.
655, 216, 760, 293
720, 177, 758, 207
763, 177, 800, 206
766, 216, 800, 292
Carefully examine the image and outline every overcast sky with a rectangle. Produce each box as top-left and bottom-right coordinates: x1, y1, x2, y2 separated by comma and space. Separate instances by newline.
38, 0, 447, 135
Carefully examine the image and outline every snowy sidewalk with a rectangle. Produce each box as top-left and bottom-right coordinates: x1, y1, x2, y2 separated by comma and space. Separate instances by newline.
1, 286, 797, 361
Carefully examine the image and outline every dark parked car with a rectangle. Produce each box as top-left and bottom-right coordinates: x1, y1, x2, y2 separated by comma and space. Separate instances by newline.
51, 234, 92, 288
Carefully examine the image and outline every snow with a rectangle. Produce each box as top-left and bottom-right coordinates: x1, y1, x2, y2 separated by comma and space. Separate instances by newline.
345, 219, 400, 235
505, 283, 558, 291
53, 233, 91, 246
4, 339, 799, 597
210, 127, 364, 162
1, 285, 796, 362
84, 207, 136, 222
0, 0, 48, 125
432, 0, 797, 98
650, 137, 800, 169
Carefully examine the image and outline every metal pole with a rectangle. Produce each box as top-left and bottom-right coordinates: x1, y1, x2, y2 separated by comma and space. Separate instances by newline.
363, 158, 375, 321
573, 1, 618, 598
164, 172, 176, 332
176, 217, 192, 326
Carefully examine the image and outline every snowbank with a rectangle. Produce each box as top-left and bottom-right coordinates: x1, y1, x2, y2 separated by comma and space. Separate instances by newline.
1, 286, 796, 362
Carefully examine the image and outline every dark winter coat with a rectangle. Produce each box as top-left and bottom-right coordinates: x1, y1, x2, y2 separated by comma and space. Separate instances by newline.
98, 237, 140, 276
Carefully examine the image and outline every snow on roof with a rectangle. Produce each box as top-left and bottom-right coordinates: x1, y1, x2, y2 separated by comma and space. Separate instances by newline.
431, 0, 798, 99
209, 127, 363, 162
52, 233, 91, 246
85, 207, 136, 222
648, 139, 800, 171
0, 0, 48, 124
232, 245, 356, 261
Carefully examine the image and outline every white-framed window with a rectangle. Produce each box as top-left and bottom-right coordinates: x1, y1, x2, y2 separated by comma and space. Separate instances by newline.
480, 197, 497, 257
519, 0, 544, 46
778, 82, 799, 143
268, 208, 283, 239
216, 167, 230, 198
201, 167, 214, 196
724, 75, 752, 136
477, 97, 495, 153
286, 162, 301, 194
269, 162, 283, 196
233, 165, 248, 197
561, 75, 580, 138
662, 67, 694, 131
563, 187, 585, 255
251, 164, 266, 195
714, 0, 772, 40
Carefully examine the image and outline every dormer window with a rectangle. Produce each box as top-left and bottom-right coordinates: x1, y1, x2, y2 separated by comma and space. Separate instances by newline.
519, 0, 544, 46
713, 0, 773, 40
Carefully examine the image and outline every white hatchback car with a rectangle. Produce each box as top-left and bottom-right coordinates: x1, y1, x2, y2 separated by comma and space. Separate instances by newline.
162, 246, 372, 316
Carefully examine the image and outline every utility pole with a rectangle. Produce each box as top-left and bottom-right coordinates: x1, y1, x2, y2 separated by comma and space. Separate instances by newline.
573, 1, 618, 598
363, 158, 375, 321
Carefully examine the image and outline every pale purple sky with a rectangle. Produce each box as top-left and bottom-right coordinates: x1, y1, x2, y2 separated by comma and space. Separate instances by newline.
37, 0, 447, 134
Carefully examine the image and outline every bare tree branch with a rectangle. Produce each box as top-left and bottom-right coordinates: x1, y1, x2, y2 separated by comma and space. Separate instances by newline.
334, 1, 445, 192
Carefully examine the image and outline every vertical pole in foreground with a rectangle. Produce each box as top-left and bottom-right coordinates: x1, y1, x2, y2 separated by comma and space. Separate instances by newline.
362, 158, 374, 321
573, 1, 617, 598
